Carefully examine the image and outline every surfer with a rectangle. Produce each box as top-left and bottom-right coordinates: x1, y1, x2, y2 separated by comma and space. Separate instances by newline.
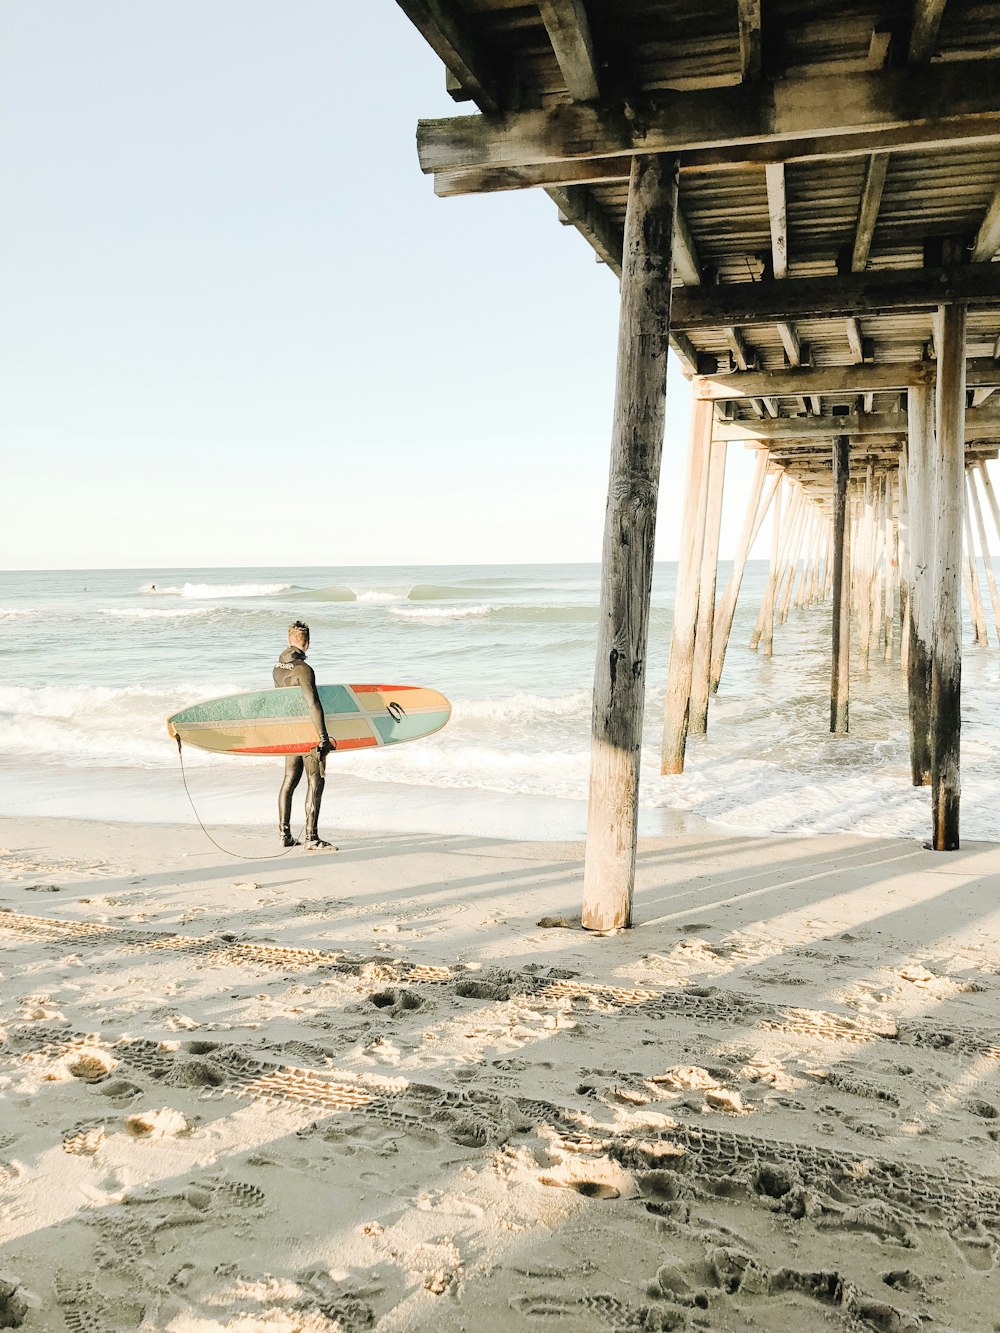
274, 620, 334, 849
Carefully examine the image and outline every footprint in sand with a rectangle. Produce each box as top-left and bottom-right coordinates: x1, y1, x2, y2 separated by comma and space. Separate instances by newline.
369, 988, 424, 1014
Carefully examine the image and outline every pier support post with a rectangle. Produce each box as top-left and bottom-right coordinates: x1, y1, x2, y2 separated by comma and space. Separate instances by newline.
689, 440, 727, 734
898, 455, 910, 674
969, 464, 1000, 637
711, 452, 772, 691
962, 473, 988, 646
930, 303, 965, 850
583, 154, 678, 931
906, 383, 935, 786
661, 395, 713, 774
830, 435, 851, 733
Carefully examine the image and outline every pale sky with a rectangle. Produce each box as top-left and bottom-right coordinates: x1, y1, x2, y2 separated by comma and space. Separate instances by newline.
0, 3, 895, 568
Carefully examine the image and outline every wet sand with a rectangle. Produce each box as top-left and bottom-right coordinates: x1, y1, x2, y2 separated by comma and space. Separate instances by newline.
1, 815, 998, 1331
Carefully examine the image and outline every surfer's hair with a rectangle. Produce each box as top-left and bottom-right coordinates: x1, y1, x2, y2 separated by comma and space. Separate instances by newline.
288, 620, 310, 645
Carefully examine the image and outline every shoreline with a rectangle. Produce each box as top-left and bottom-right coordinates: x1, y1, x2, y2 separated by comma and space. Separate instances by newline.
1, 815, 999, 1330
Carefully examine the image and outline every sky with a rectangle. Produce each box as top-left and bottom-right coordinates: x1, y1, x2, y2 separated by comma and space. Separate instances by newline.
0, 4, 828, 568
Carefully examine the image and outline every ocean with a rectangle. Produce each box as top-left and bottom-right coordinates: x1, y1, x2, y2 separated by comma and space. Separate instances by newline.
1, 564, 998, 844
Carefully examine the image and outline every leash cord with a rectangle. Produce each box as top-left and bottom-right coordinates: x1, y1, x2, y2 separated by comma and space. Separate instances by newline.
174, 735, 303, 860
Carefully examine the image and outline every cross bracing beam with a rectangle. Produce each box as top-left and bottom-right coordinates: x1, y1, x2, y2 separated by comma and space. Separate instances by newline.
398, 0, 503, 112
418, 60, 1000, 184
850, 153, 890, 272
908, 0, 949, 64
716, 401, 1000, 441
669, 263, 1000, 331
737, 0, 762, 82
537, 0, 600, 102
971, 185, 1000, 262
695, 358, 1000, 400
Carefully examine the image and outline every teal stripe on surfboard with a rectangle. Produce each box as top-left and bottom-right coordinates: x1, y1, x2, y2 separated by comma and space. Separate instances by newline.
171, 685, 359, 726
372, 709, 450, 744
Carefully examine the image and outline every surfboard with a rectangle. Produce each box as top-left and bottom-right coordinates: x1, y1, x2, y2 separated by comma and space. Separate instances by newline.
167, 684, 451, 756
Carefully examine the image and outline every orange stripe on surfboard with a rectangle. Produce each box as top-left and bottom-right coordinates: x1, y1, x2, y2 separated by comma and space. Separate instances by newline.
349, 684, 417, 692
232, 737, 379, 755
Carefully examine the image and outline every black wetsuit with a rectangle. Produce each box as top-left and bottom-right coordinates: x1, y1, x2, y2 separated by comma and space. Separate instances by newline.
273, 647, 331, 846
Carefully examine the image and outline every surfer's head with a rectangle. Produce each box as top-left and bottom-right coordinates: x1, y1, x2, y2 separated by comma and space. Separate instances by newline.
288, 620, 310, 652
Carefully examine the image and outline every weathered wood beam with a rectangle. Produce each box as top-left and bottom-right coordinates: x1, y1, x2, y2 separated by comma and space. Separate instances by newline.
851, 153, 890, 272
930, 303, 965, 850
776, 322, 802, 367
908, 0, 949, 64
737, 0, 762, 82
673, 208, 703, 286
434, 114, 1000, 195
716, 401, 1000, 441
398, 0, 502, 112
583, 155, 678, 933
711, 454, 774, 690
670, 263, 1000, 331
697, 361, 939, 400
662, 396, 713, 776
549, 184, 623, 271
698, 359, 1000, 399
724, 327, 755, 371
764, 162, 788, 279
417, 59, 1000, 178
537, 0, 600, 103
845, 318, 866, 364
689, 441, 727, 733
971, 185, 1000, 263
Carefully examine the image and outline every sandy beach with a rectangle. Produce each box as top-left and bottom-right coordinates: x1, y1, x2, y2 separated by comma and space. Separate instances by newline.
1, 815, 999, 1331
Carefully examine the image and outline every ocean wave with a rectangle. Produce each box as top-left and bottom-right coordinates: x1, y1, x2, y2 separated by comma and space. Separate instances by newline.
139, 581, 293, 599
103, 607, 215, 619
180, 582, 293, 599
0, 607, 39, 620
285, 585, 357, 602
455, 690, 590, 725
408, 584, 480, 600
356, 590, 401, 604
391, 604, 493, 621
0, 683, 249, 769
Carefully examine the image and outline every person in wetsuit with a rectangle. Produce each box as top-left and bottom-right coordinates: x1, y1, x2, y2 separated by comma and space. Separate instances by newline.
273, 620, 334, 849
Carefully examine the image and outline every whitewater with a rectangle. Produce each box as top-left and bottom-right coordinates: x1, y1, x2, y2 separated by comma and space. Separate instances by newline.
1, 563, 998, 842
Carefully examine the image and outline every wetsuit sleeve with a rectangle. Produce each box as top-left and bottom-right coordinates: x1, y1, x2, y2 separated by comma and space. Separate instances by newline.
293, 663, 329, 746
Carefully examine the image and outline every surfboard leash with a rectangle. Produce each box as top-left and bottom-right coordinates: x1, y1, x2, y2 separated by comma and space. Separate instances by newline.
174, 735, 304, 860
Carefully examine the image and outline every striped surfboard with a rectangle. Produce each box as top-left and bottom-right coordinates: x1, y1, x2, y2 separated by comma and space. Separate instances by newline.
167, 684, 451, 756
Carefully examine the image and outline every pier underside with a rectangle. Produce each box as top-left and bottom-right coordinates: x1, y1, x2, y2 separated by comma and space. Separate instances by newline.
397, 0, 1000, 924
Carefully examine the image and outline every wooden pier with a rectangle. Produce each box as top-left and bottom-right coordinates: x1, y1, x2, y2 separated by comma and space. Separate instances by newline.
397, 0, 1000, 924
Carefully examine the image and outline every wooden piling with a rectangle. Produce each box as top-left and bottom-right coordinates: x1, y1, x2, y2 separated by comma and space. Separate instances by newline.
830, 435, 851, 734
661, 394, 713, 775
857, 465, 875, 671
906, 383, 935, 786
884, 472, 897, 662
930, 303, 965, 851
583, 154, 678, 931
898, 452, 910, 675
762, 480, 798, 654
962, 473, 988, 646
750, 475, 786, 652
689, 440, 727, 734
969, 463, 1000, 637
711, 451, 772, 692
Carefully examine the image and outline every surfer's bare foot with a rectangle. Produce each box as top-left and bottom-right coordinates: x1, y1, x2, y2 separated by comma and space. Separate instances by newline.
305, 838, 335, 851
280, 830, 301, 848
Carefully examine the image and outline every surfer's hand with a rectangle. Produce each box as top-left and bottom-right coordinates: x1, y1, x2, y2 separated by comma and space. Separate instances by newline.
317, 738, 333, 758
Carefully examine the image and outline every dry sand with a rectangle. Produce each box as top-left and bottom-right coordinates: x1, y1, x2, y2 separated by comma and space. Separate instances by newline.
0, 814, 999, 1332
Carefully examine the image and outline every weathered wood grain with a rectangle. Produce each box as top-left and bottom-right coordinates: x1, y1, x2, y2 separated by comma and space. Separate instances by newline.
930, 305, 966, 850
583, 155, 678, 932
830, 435, 851, 734
661, 396, 713, 775
689, 440, 727, 734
